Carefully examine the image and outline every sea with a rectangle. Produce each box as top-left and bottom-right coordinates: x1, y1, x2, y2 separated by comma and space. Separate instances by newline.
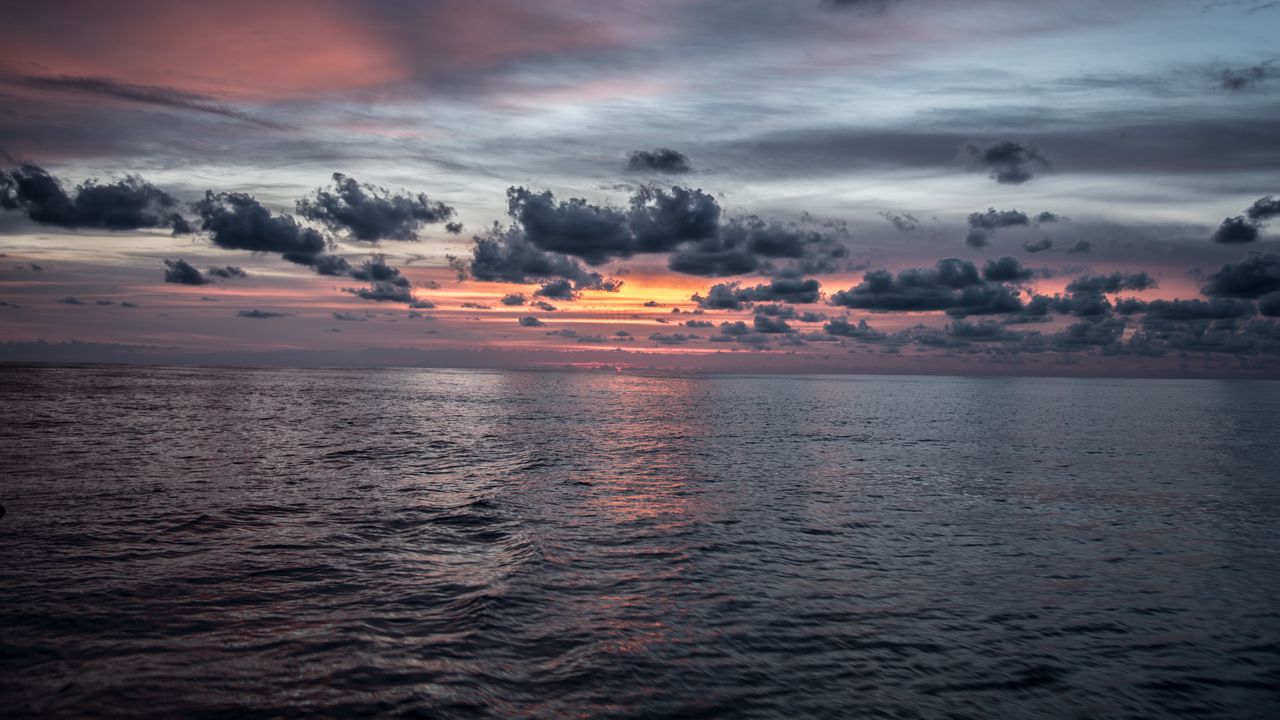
1, 365, 1278, 719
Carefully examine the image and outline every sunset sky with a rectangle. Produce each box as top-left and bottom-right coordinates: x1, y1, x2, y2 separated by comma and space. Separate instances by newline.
1, 0, 1278, 375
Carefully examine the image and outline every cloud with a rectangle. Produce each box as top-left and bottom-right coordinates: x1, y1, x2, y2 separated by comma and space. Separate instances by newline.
1216, 62, 1274, 91
1212, 215, 1261, 244
820, 0, 900, 13
57, 296, 85, 305
627, 148, 692, 174
628, 185, 721, 252
236, 309, 288, 318
692, 276, 822, 310
343, 282, 415, 303
823, 316, 886, 341
684, 319, 715, 328
534, 278, 579, 300
1022, 238, 1053, 253
649, 332, 699, 344
1067, 240, 1092, 254
965, 208, 1043, 248
879, 211, 918, 232
15, 75, 283, 128
349, 255, 410, 287
464, 185, 845, 282
1, 162, 187, 232
1138, 298, 1256, 323
753, 315, 793, 333
830, 258, 1023, 317
506, 187, 632, 265
969, 208, 1031, 230
162, 258, 209, 285
668, 216, 847, 277
205, 265, 247, 280
1066, 272, 1158, 294
962, 140, 1050, 184
332, 312, 369, 321
500, 293, 526, 306
296, 173, 455, 242
194, 191, 329, 265
532, 300, 557, 311
1246, 196, 1280, 222
1201, 253, 1280, 299
454, 223, 621, 295
518, 315, 545, 327
982, 256, 1034, 282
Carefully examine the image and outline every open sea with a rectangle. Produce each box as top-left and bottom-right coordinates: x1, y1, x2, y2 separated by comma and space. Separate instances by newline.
1, 365, 1278, 719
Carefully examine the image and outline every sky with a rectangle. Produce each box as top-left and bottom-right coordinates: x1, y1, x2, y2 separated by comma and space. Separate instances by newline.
1, 0, 1279, 375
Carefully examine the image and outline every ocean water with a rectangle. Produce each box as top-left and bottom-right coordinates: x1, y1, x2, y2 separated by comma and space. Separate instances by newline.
1, 365, 1278, 719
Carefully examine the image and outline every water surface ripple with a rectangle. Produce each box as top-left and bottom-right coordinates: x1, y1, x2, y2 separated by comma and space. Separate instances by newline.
1, 366, 1278, 718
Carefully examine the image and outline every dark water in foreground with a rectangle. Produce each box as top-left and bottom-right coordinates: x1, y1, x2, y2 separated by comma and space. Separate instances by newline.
1, 366, 1278, 719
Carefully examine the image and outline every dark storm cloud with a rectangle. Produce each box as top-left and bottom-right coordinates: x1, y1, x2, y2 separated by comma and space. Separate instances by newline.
692, 276, 822, 309
349, 255, 410, 288
745, 276, 823, 303
162, 258, 209, 285
518, 315, 545, 327
626, 149, 692, 174
668, 216, 847, 277
1211, 195, 1280, 244
487, 185, 845, 279
1022, 238, 1053, 253
628, 186, 721, 252
962, 140, 1050, 184
296, 173, 456, 242
1066, 272, 1158, 294
1212, 215, 1261, 244
500, 293, 526, 306
684, 319, 715, 328
452, 224, 620, 297
506, 187, 631, 265
1201, 253, 1280, 298
982, 256, 1034, 282
194, 191, 329, 265
1246, 196, 1280, 222
310, 254, 353, 276
236, 309, 288, 319
1, 162, 187, 232
693, 283, 750, 310
14, 75, 283, 129
1067, 240, 1092, 254
1260, 293, 1280, 317
830, 259, 1023, 317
